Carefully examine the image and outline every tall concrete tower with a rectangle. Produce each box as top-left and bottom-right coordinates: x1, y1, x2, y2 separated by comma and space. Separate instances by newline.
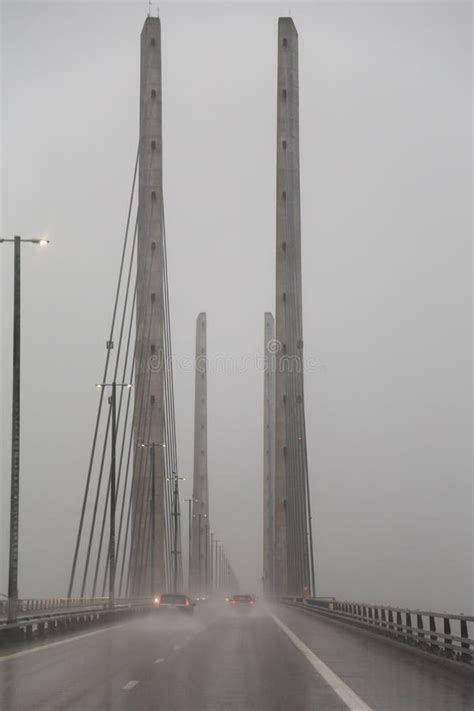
130, 16, 166, 596
263, 313, 276, 593
274, 17, 308, 596
191, 313, 209, 597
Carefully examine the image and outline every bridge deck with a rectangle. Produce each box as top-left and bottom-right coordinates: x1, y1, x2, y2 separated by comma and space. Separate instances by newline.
1, 602, 472, 710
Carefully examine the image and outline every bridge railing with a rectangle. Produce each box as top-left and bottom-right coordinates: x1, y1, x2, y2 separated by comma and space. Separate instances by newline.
281, 597, 474, 665
0, 597, 154, 642
0, 598, 110, 618
0, 597, 152, 624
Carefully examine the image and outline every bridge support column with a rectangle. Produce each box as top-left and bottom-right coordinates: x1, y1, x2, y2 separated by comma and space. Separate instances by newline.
274, 17, 314, 597
191, 313, 209, 598
130, 16, 166, 598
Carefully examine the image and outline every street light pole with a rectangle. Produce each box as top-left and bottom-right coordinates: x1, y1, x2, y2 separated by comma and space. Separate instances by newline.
109, 381, 117, 606
8, 237, 21, 624
192, 511, 207, 598
220, 548, 224, 590
204, 523, 209, 597
150, 444, 156, 595
197, 515, 202, 598
1, 235, 49, 623
215, 541, 219, 592
210, 532, 214, 596
170, 473, 184, 593
185, 498, 193, 593
97, 380, 132, 606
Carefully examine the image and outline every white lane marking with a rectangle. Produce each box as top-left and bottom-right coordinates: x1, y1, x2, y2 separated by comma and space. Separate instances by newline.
172, 644, 181, 651
122, 680, 139, 691
0, 622, 131, 663
270, 613, 373, 711
153, 657, 165, 664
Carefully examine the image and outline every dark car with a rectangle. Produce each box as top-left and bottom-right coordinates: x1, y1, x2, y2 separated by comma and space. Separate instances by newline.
229, 594, 256, 610
153, 593, 194, 614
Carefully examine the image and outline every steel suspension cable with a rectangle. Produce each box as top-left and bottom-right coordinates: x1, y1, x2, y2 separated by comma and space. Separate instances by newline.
67, 146, 139, 597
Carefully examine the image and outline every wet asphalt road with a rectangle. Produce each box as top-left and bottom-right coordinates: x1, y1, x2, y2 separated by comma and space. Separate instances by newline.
1, 602, 473, 710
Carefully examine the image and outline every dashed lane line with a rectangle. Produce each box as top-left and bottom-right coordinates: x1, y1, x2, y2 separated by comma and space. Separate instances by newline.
153, 658, 165, 664
270, 613, 373, 711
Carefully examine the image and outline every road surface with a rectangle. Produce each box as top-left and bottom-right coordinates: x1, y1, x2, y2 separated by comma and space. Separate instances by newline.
1, 602, 473, 710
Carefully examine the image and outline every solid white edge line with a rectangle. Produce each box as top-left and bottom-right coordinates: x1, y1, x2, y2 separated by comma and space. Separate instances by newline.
0, 621, 132, 663
270, 613, 373, 711
122, 680, 139, 691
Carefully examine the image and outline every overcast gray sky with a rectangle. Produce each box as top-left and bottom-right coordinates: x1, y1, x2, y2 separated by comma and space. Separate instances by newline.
1, 1, 472, 613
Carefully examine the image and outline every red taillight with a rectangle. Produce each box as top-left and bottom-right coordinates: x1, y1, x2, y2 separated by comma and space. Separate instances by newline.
250, 600, 255, 605
230, 600, 236, 606
154, 596, 161, 606
185, 599, 190, 607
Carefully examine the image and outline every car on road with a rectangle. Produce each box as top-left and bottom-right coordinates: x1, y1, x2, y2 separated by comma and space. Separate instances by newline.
228, 594, 256, 611
153, 593, 194, 615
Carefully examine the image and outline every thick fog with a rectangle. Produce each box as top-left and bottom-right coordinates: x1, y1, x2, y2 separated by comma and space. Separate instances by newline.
1, 1, 471, 613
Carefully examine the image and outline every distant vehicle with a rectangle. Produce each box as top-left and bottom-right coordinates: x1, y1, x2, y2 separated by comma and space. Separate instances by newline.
153, 593, 194, 615
229, 594, 256, 610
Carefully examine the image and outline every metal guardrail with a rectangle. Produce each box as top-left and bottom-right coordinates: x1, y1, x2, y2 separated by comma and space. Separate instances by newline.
0, 598, 152, 642
281, 597, 474, 666
0, 597, 111, 620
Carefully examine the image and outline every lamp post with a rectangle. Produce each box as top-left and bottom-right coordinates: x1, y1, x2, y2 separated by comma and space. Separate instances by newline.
210, 532, 214, 596
185, 498, 197, 593
0, 236, 49, 623
139, 441, 166, 596
215, 541, 220, 592
204, 523, 209, 597
167, 472, 185, 593
193, 512, 207, 598
96, 381, 133, 606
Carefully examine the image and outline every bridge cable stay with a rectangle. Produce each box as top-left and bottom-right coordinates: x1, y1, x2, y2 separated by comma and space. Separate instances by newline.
68, 149, 182, 599
99, 247, 156, 597
79, 201, 154, 598
100, 286, 138, 596
114, 305, 141, 594
68, 55, 153, 599
67, 147, 139, 598
78, 203, 151, 597
67, 36, 183, 598
90, 217, 140, 597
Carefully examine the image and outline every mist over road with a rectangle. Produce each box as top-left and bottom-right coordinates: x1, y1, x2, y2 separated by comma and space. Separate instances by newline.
1, 602, 473, 710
